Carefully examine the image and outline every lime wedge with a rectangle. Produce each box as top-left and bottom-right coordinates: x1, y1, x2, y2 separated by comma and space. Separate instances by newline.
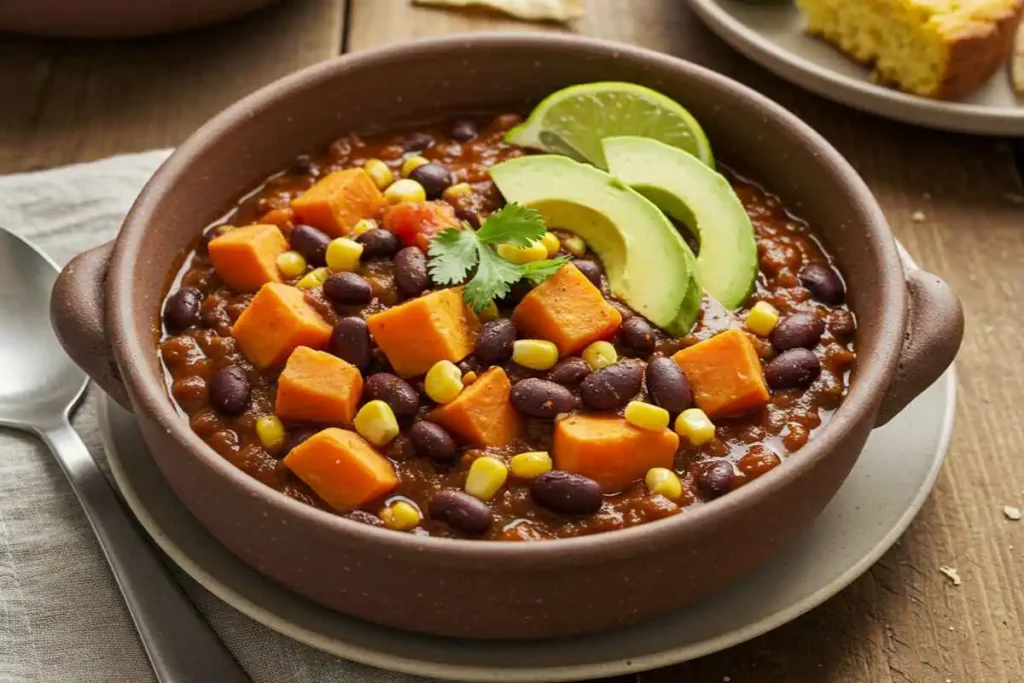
505, 82, 714, 168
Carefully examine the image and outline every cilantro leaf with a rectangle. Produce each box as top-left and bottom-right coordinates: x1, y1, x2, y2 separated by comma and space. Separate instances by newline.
520, 255, 571, 284
427, 228, 479, 285
463, 245, 523, 311
475, 203, 547, 247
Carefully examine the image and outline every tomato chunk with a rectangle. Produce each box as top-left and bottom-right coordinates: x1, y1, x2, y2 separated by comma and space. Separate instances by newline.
383, 201, 462, 251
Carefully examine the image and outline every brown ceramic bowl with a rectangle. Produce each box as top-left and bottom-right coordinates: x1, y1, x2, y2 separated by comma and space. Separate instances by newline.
0, 0, 279, 38
50, 34, 963, 640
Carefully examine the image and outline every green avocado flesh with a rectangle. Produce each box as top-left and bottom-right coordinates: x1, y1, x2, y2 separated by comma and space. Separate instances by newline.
489, 155, 701, 336
602, 136, 757, 310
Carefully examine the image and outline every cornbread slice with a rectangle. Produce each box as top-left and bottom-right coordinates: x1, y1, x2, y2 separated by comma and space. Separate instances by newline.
797, 0, 1024, 99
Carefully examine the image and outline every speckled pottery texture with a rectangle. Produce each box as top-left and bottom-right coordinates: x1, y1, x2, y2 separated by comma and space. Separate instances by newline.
0, 0, 279, 37
50, 34, 964, 640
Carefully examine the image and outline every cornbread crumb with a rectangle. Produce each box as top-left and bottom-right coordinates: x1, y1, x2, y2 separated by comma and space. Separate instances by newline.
796, 0, 1024, 99
1004, 505, 1022, 520
912, 210, 927, 222
939, 565, 962, 586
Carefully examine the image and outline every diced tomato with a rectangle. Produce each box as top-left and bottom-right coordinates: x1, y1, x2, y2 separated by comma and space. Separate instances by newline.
382, 201, 462, 251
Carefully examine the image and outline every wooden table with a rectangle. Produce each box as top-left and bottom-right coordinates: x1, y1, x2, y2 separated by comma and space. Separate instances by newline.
1, 1, 1022, 681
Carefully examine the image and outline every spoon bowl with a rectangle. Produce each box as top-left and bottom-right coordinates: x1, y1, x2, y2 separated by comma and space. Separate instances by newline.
0, 229, 87, 429
0, 226, 250, 682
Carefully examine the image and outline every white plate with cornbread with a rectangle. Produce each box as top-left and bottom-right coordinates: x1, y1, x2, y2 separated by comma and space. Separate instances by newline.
690, 0, 1024, 135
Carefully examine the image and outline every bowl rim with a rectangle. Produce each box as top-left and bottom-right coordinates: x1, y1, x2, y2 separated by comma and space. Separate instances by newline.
110, 31, 904, 564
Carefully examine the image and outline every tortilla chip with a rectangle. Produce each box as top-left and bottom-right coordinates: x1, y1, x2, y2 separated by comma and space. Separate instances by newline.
413, 0, 584, 22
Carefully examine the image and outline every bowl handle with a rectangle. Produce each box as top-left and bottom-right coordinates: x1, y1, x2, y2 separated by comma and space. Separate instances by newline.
874, 269, 963, 427
50, 242, 132, 410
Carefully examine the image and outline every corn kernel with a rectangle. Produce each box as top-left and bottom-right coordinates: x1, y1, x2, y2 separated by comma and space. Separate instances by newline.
675, 408, 716, 446
465, 456, 508, 501
401, 155, 430, 178
425, 360, 464, 404
276, 250, 307, 279
349, 218, 378, 237
255, 415, 286, 452
380, 500, 421, 531
354, 400, 400, 446
296, 267, 330, 290
463, 371, 478, 385
326, 237, 363, 272
497, 241, 549, 264
384, 178, 427, 204
625, 401, 670, 431
477, 300, 500, 322
745, 301, 780, 337
540, 231, 561, 257
510, 451, 552, 479
562, 234, 586, 257
363, 159, 394, 190
442, 182, 473, 202
512, 339, 559, 371
645, 467, 683, 500
582, 340, 617, 370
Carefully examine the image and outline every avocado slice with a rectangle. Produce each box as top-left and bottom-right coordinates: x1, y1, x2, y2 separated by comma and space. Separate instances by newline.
603, 136, 757, 310
489, 155, 702, 336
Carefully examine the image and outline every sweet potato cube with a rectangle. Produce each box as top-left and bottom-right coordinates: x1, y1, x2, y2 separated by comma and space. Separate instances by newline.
283, 428, 397, 512
553, 415, 679, 493
672, 328, 770, 418
513, 264, 622, 356
290, 169, 385, 237
208, 224, 288, 292
382, 201, 462, 251
276, 347, 363, 423
366, 287, 479, 377
231, 283, 333, 369
428, 367, 521, 448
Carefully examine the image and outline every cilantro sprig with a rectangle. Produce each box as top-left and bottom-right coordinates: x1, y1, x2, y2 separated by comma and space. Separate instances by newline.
428, 204, 570, 311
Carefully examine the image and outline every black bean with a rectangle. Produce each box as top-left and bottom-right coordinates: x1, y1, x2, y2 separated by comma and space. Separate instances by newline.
429, 490, 493, 535
698, 460, 735, 499
645, 357, 693, 413
608, 300, 635, 320
163, 287, 203, 332
510, 378, 576, 419
765, 348, 822, 390
531, 471, 603, 515
289, 155, 317, 176
209, 365, 250, 415
394, 246, 429, 297
572, 260, 602, 288
400, 131, 434, 152
495, 280, 533, 309
580, 361, 644, 411
356, 228, 402, 259
409, 421, 457, 462
771, 312, 826, 351
346, 509, 383, 527
364, 373, 420, 418
619, 316, 656, 354
449, 119, 478, 142
323, 272, 373, 306
475, 319, 517, 366
798, 263, 846, 305
329, 317, 371, 370
409, 163, 453, 200
828, 309, 856, 339
283, 427, 319, 455
455, 207, 482, 228
290, 225, 332, 267
547, 357, 591, 386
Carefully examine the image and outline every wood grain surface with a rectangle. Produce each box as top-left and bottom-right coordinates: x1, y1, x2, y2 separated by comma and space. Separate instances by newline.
2, 0, 1022, 681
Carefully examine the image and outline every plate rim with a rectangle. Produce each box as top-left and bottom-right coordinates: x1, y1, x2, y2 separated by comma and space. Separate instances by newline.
97, 365, 956, 683
689, 0, 1024, 136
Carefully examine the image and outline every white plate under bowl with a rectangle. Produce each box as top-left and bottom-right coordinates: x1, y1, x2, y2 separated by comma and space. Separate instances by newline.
97, 366, 955, 682
689, 0, 1024, 135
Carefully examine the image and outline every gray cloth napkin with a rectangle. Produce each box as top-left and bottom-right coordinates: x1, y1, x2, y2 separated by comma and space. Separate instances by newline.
0, 152, 433, 683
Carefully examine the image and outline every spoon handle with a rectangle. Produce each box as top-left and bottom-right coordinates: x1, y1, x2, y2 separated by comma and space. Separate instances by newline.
40, 419, 251, 683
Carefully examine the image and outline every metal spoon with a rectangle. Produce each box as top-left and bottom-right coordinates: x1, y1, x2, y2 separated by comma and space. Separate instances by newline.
0, 228, 251, 683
